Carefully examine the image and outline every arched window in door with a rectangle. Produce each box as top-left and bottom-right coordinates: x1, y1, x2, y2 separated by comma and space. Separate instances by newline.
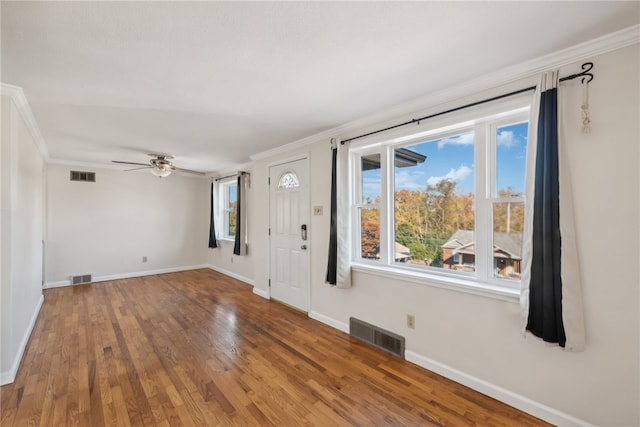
278, 172, 300, 189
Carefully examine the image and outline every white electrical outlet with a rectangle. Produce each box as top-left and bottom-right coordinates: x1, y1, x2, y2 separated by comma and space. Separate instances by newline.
407, 314, 415, 329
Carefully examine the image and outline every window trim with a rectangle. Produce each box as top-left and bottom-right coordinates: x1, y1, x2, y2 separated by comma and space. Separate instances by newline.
351, 262, 520, 302
349, 95, 531, 298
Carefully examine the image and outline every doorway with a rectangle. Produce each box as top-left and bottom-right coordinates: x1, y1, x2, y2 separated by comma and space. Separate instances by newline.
269, 158, 310, 312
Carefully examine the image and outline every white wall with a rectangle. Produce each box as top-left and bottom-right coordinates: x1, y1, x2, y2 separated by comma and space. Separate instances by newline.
1, 91, 45, 384
46, 164, 209, 285
246, 45, 639, 426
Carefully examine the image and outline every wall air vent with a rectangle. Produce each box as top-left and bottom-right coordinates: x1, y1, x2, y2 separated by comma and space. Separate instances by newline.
71, 274, 92, 285
349, 317, 405, 359
70, 171, 96, 182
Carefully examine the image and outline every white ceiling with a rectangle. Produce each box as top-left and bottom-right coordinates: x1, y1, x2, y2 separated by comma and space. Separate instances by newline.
2, 1, 638, 174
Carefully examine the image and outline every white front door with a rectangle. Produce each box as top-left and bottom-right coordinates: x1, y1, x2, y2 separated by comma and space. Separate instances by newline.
269, 158, 310, 312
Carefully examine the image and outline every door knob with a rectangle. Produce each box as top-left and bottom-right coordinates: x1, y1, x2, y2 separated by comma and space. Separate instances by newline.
301, 244, 307, 250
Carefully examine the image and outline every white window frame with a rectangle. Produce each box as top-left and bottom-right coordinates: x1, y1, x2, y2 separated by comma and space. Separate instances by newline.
218, 178, 238, 241
349, 95, 531, 300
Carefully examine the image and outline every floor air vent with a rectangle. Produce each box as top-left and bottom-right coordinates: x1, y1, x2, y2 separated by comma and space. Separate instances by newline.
349, 317, 405, 359
71, 274, 92, 285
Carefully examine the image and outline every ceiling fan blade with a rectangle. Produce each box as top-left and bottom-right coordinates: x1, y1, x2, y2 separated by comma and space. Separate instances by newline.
112, 160, 151, 167
113, 158, 204, 176
174, 166, 206, 176
124, 166, 153, 172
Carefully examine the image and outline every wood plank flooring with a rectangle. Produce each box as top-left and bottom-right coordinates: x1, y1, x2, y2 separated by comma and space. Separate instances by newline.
1, 269, 550, 426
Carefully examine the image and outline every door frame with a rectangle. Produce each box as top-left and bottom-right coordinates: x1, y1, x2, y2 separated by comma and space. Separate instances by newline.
268, 153, 311, 312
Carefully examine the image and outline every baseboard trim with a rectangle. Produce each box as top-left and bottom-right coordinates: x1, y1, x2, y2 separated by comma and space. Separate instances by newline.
404, 351, 594, 427
1, 294, 44, 385
94, 265, 211, 283
252, 287, 270, 300
44, 280, 71, 289
206, 265, 254, 287
44, 264, 210, 288
306, 310, 591, 427
205, 265, 268, 299
308, 311, 349, 334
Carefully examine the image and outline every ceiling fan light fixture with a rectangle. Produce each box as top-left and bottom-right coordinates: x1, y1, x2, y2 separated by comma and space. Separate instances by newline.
151, 167, 171, 178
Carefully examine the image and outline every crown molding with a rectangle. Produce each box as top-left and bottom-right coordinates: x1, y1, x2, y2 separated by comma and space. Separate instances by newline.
251, 24, 639, 161
466, 24, 639, 92
249, 127, 340, 161
0, 83, 50, 160
47, 158, 131, 171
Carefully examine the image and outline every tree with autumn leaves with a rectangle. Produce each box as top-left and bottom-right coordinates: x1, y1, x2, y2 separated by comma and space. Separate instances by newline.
360, 179, 523, 264
394, 179, 474, 265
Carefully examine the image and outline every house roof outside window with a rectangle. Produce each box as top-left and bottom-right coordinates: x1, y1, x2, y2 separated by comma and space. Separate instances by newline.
442, 230, 522, 260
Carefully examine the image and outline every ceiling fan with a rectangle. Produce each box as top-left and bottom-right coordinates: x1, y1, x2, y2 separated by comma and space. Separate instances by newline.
112, 153, 205, 178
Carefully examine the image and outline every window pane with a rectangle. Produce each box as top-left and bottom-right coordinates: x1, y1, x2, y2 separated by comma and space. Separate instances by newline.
360, 207, 380, 260
361, 154, 381, 204
394, 134, 475, 271
496, 122, 528, 197
226, 183, 238, 237
229, 184, 237, 205
227, 210, 237, 236
493, 202, 524, 281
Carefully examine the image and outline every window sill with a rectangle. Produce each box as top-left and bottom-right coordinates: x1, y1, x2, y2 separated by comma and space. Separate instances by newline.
351, 262, 520, 303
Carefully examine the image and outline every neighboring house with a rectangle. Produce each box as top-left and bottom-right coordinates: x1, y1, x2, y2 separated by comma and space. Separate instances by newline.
442, 230, 522, 279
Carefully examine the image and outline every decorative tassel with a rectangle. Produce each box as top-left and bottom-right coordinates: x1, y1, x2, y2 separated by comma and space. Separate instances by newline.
581, 83, 591, 133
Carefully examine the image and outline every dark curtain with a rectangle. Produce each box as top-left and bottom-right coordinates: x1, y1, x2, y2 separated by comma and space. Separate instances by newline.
526, 85, 566, 347
208, 182, 218, 248
326, 146, 337, 285
233, 175, 242, 255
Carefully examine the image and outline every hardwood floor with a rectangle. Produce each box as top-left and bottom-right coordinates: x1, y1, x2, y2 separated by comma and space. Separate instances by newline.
1, 269, 550, 426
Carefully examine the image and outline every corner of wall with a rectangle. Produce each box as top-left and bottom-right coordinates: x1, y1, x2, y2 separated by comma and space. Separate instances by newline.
0, 294, 43, 385
0, 83, 49, 160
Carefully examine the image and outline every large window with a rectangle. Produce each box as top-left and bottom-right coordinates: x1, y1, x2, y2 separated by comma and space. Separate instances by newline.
352, 102, 529, 290
220, 179, 238, 240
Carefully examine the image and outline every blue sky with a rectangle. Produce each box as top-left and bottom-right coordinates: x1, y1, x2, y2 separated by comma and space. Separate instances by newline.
362, 122, 528, 199
495, 122, 528, 193
229, 184, 237, 203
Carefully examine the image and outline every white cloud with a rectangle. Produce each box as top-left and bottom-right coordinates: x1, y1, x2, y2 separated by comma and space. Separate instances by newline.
362, 176, 382, 200
394, 169, 425, 191
437, 133, 474, 149
497, 130, 518, 148
427, 165, 472, 186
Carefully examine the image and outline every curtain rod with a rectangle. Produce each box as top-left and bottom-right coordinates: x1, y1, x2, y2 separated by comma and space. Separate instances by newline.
214, 174, 237, 182
341, 62, 594, 145
214, 171, 250, 182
